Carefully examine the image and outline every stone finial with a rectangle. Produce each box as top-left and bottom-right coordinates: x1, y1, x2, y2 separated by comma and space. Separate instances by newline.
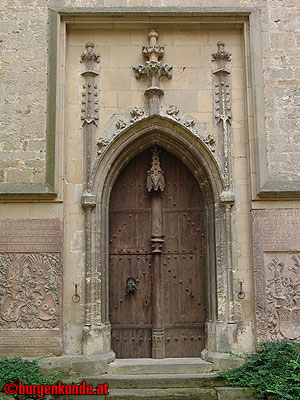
211, 41, 232, 63
135, 29, 170, 77
142, 29, 165, 62
80, 42, 100, 64
133, 29, 173, 115
149, 29, 159, 42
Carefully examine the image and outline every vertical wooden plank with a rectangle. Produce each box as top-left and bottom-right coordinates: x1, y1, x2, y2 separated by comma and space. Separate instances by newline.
109, 152, 152, 358
161, 150, 206, 358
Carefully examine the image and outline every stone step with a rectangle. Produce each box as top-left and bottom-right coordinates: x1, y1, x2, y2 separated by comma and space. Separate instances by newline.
85, 373, 226, 389
107, 358, 213, 375
104, 388, 217, 399
56, 387, 256, 400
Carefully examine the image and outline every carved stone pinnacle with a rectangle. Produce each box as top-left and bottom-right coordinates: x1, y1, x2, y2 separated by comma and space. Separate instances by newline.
133, 30, 173, 115
80, 42, 101, 64
211, 41, 232, 63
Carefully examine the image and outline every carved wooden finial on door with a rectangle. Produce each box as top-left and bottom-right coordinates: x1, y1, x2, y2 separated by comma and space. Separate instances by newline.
147, 147, 165, 192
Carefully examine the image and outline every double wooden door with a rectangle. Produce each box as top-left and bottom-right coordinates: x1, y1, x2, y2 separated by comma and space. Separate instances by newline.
109, 148, 206, 358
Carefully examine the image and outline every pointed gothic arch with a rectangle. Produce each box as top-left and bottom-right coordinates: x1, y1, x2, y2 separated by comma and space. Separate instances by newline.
82, 115, 235, 357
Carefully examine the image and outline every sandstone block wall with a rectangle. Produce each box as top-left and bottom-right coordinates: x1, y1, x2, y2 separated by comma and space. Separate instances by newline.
1, 0, 299, 184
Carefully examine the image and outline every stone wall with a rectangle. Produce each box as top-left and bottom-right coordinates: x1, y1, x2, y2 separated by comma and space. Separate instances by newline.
1, 0, 299, 185
0, 0, 48, 185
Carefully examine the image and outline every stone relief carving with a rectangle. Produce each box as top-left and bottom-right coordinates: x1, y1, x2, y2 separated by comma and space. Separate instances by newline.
256, 254, 300, 341
211, 41, 232, 192
133, 29, 173, 115
0, 253, 61, 329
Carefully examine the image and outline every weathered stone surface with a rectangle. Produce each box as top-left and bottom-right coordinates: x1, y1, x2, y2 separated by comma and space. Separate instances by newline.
38, 352, 115, 378
101, 388, 217, 399
84, 373, 227, 389
0, 0, 48, 185
0, 219, 62, 253
216, 387, 256, 400
108, 358, 213, 375
206, 352, 245, 371
252, 209, 300, 342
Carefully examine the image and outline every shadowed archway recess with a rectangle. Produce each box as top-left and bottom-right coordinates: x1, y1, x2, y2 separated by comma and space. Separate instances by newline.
81, 116, 235, 357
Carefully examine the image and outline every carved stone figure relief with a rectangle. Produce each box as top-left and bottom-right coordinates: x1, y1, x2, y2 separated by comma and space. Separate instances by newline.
0, 253, 61, 329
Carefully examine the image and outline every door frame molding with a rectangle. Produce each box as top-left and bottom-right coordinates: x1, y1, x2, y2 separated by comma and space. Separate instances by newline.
82, 114, 236, 356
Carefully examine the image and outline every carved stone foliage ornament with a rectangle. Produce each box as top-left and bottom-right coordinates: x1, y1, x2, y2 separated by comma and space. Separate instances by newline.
80, 42, 100, 126
130, 106, 148, 123
80, 41, 101, 66
133, 29, 173, 115
256, 254, 300, 341
94, 104, 218, 163
204, 134, 216, 152
0, 253, 61, 329
147, 147, 165, 192
212, 41, 232, 191
211, 42, 232, 63
115, 119, 127, 131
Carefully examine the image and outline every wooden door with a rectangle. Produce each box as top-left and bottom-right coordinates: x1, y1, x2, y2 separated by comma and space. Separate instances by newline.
109, 149, 206, 358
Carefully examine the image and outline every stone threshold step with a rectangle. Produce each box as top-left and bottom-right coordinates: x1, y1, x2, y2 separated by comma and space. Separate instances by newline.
56, 387, 256, 400
85, 373, 226, 389
104, 388, 217, 399
57, 388, 216, 400
108, 358, 213, 375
